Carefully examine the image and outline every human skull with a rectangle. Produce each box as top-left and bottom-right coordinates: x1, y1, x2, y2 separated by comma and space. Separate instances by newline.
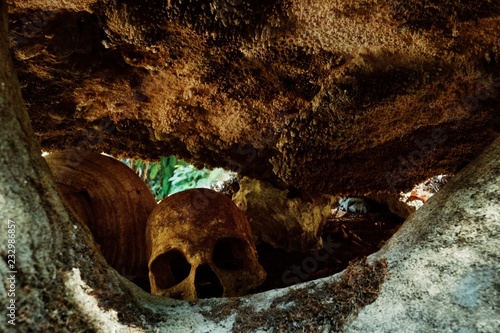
146, 188, 266, 300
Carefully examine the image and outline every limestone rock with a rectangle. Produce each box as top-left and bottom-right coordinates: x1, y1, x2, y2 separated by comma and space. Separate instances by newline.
120, 137, 500, 332
7, 0, 500, 195
233, 176, 337, 251
3, 1, 499, 329
344, 136, 500, 333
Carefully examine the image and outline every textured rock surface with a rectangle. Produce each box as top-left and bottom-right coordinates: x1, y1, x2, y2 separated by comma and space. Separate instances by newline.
125, 123, 499, 333
3, 1, 499, 329
113, 133, 500, 332
233, 176, 337, 251
7, 0, 500, 195
345, 136, 500, 333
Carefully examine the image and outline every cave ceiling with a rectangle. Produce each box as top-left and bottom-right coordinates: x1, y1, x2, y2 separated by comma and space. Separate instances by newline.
7, 0, 500, 195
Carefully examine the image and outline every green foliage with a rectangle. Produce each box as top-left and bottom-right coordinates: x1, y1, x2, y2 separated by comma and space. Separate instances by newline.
122, 156, 227, 201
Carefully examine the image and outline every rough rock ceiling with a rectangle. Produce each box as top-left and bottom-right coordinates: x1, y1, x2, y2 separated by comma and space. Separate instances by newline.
7, 0, 500, 195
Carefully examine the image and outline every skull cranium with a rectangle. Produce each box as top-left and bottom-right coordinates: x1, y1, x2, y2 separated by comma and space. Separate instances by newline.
146, 188, 266, 300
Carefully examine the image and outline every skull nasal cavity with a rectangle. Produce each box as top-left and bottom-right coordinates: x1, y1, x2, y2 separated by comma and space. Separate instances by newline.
150, 250, 191, 290
195, 264, 223, 299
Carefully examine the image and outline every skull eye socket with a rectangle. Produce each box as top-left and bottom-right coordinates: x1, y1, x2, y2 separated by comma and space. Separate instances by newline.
150, 249, 191, 290
213, 237, 249, 270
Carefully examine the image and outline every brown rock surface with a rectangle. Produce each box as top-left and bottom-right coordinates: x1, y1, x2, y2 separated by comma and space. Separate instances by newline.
233, 176, 337, 251
7, 0, 500, 194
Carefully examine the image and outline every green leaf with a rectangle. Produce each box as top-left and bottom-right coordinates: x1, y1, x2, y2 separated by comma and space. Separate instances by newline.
170, 175, 187, 186
149, 163, 160, 180
196, 178, 209, 188
211, 168, 225, 181
169, 156, 178, 167
160, 156, 168, 169
162, 177, 170, 196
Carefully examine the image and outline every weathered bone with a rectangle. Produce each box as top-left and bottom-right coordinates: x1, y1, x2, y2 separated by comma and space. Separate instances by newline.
146, 188, 266, 300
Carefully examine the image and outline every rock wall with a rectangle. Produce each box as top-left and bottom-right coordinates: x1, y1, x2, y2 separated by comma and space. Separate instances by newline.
344, 136, 500, 333
1, 3, 499, 329
7, 0, 500, 194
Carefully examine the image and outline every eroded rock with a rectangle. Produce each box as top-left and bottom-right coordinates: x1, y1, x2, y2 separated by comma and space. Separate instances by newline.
233, 176, 337, 252
7, 0, 500, 195
344, 136, 500, 333
124, 122, 500, 333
